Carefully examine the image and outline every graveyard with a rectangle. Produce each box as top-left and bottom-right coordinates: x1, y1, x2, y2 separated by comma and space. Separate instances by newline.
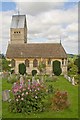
1, 53, 79, 118
2, 74, 78, 118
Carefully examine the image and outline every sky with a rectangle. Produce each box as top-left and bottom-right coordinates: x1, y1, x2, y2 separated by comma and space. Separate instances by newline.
0, 0, 79, 55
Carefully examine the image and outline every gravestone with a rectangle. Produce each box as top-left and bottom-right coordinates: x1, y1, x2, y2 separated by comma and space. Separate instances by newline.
68, 76, 71, 82
20, 75, 24, 86
2, 90, 10, 101
72, 77, 75, 85
37, 79, 40, 84
32, 77, 35, 85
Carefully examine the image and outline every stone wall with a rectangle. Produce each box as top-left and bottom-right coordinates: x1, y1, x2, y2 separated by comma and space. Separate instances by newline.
14, 58, 67, 75
10, 28, 27, 44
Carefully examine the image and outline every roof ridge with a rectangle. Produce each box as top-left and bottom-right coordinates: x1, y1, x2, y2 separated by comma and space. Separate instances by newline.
13, 15, 26, 17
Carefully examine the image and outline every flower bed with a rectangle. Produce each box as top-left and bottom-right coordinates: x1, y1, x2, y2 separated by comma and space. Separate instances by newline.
9, 79, 47, 113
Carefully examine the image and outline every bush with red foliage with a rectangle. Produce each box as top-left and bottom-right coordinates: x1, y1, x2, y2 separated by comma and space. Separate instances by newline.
51, 90, 70, 110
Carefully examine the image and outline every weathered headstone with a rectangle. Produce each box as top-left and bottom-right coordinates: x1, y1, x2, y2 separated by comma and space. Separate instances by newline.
37, 79, 40, 84
68, 76, 71, 82
2, 90, 10, 101
72, 77, 75, 85
20, 75, 24, 86
41, 76, 44, 83
32, 77, 35, 85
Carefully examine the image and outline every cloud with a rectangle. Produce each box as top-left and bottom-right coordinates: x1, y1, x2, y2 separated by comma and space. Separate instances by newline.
16, 2, 66, 15
1, 1, 78, 55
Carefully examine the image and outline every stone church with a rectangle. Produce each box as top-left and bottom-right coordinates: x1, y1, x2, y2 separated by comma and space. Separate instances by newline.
6, 14, 67, 75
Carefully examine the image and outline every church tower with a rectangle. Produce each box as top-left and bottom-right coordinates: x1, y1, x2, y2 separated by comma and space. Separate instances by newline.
10, 15, 27, 44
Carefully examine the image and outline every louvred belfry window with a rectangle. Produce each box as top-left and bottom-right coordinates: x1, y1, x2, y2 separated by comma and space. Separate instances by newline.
33, 59, 38, 67
25, 59, 29, 67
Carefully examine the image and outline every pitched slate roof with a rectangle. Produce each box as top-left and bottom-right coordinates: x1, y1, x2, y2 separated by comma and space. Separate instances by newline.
6, 43, 67, 59
11, 15, 26, 28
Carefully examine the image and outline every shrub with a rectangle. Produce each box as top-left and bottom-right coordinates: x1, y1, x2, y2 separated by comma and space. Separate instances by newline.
7, 74, 18, 84
2, 72, 9, 78
9, 81, 46, 113
45, 76, 58, 82
53, 61, 62, 76
19, 63, 26, 75
48, 85, 54, 94
32, 70, 37, 76
51, 90, 70, 110
26, 76, 32, 80
10, 69, 14, 74
38, 61, 46, 74
54, 68, 62, 76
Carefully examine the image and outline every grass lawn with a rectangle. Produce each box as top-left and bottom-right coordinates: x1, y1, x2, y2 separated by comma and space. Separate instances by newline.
2, 76, 78, 118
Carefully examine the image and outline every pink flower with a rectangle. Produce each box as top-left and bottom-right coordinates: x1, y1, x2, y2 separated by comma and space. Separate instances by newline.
37, 88, 40, 91
28, 79, 30, 82
21, 98, 24, 101
20, 86, 22, 89
26, 92, 28, 95
28, 87, 30, 90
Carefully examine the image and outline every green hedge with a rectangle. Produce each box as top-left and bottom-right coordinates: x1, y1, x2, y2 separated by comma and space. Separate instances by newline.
53, 60, 62, 76
19, 63, 26, 75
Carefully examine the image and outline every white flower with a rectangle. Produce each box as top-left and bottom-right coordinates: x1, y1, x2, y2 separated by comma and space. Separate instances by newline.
35, 96, 37, 99
16, 99, 19, 101
21, 98, 24, 101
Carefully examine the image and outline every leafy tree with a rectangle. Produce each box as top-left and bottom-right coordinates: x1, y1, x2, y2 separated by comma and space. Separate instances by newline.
68, 64, 78, 76
38, 61, 46, 75
19, 63, 26, 75
53, 60, 62, 76
0, 54, 5, 59
0, 59, 2, 72
2, 58, 11, 72
67, 61, 74, 71
74, 55, 80, 74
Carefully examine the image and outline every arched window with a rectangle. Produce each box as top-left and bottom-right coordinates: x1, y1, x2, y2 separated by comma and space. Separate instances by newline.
33, 59, 38, 67
62, 58, 64, 65
11, 59, 15, 67
25, 59, 29, 67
